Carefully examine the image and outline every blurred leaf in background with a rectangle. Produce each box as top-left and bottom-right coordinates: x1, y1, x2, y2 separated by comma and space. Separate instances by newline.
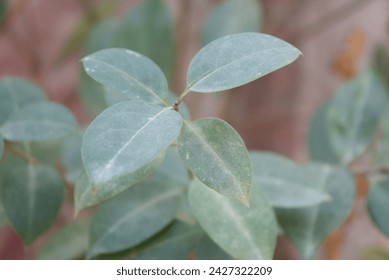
78, 0, 174, 116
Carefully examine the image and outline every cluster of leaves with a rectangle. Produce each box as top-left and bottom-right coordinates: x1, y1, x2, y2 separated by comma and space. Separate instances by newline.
1, 0, 388, 261
0, 78, 79, 244
308, 47, 389, 243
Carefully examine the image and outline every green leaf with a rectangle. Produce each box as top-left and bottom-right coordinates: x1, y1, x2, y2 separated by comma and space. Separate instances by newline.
82, 48, 169, 105
38, 218, 90, 260
276, 164, 355, 259
130, 221, 203, 260
328, 69, 388, 164
196, 235, 233, 260
186, 32, 301, 93
75, 151, 165, 213
0, 135, 3, 159
88, 180, 182, 258
178, 118, 252, 205
251, 152, 331, 208
0, 77, 45, 126
0, 102, 77, 142
202, 0, 262, 45
1, 163, 64, 244
82, 101, 181, 185
61, 133, 83, 183
189, 179, 278, 260
308, 100, 340, 164
367, 180, 389, 237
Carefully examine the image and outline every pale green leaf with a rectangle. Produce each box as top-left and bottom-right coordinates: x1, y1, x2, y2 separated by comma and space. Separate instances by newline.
186, 32, 301, 93
251, 152, 331, 208
61, 133, 83, 183
82, 48, 169, 105
1, 163, 64, 244
82, 101, 181, 185
75, 151, 165, 213
189, 179, 277, 260
88, 180, 182, 258
196, 236, 233, 260
328, 69, 388, 164
0, 102, 77, 142
0, 77, 45, 126
308, 100, 340, 164
178, 118, 252, 205
130, 221, 203, 260
276, 164, 355, 259
367, 180, 389, 237
202, 0, 262, 45
38, 219, 90, 260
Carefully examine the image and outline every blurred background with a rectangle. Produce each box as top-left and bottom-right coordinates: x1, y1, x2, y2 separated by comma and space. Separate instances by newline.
0, 0, 389, 259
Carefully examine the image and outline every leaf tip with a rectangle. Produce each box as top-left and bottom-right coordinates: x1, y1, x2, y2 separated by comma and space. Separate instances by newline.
240, 196, 250, 208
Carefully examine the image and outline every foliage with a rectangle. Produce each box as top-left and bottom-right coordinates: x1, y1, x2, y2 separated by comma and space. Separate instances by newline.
1, 0, 389, 260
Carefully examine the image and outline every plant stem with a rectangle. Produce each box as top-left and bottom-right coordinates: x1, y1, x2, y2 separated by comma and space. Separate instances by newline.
172, 88, 191, 110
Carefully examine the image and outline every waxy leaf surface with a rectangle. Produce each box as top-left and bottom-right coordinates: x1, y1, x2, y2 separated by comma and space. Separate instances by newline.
187, 32, 301, 93
189, 179, 277, 260
178, 118, 252, 205
82, 101, 182, 185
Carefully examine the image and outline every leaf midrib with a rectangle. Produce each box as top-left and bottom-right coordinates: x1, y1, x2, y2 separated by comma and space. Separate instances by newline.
185, 121, 248, 200
93, 107, 170, 183
216, 197, 264, 259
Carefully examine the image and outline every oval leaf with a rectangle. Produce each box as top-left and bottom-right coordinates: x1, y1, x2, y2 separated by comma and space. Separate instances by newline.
202, 0, 262, 45
1, 163, 64, 244
251, 152, 331, 208
0, 77, 46, 126
328, 69, 388, 164
189, 179, 277, 260
38, 218, 90, 260
178, 118, 252, 205
75, 151, 165, 213
82, 48, 169, 105
82, 101, 181, 185
186, 32, 301, 93
88, 180, 182, 258
367, 180, 389, 237
0, 102, 77, 142
276, 164, 355, 259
